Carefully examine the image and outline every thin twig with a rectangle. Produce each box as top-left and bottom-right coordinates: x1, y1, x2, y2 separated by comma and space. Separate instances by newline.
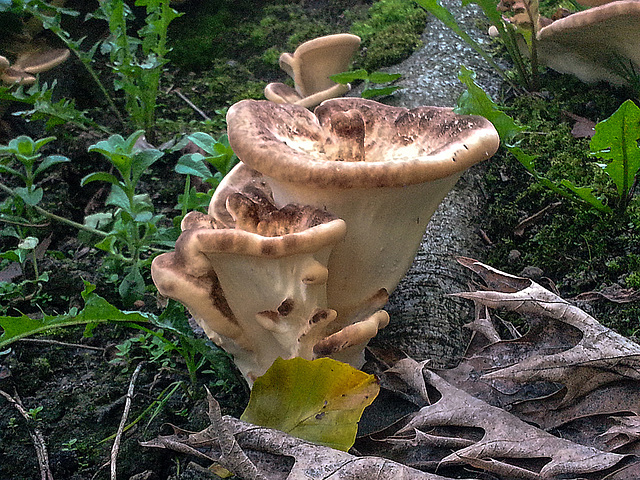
18, 338, 105, 352
110, 362, 145, 480
0, 388, 54, 480
173, 89, 211, 121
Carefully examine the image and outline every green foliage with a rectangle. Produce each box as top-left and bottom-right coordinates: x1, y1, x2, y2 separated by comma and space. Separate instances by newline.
0, 282, 152, 349
589, 100, 640, 211
0, 81, 102, 132
174, 132, 239, 217
331, 68, 402, 99
0, 135, 69, 208
455, 66, 629, 214
241, 357, 379, 451
0, 282, 242, 387
9, 0, 181, 137
0, 135, 69, 288
94, 0, 182, 135
82, 131, 174, 302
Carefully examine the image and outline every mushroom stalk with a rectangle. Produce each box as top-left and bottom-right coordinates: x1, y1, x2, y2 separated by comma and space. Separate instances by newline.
152, 194, 348, 383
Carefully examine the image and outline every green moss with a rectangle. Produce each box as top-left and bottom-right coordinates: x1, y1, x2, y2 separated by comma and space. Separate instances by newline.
351, 0, 428, 71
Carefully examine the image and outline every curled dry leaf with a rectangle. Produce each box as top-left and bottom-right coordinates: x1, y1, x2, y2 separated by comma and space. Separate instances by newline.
142, 395, 473, 480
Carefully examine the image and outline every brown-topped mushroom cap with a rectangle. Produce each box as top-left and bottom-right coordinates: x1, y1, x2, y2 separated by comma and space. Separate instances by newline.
537, 1, 640, 85
280, 33, 361, 98
227, 98, 500, 189
14, 48, 70, 74
173, 193, 347, 259
1, 49, 70, 85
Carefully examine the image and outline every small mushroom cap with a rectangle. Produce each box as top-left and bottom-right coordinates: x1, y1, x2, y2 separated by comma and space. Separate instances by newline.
280, 33, 361, 98
151, 193, 347, 356
227, 98, 500, 189
0, 56, 9, 70
1, 67, 36, 85
537, 1, 640, 85
177, 193, 347, 259
14, 48, 70, 74
264, 82, 304, 104
264, 81, 350, 109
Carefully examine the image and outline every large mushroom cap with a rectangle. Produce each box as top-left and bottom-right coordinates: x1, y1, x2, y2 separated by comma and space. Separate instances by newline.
537, 1, 640, 85
227, 98, 499, 189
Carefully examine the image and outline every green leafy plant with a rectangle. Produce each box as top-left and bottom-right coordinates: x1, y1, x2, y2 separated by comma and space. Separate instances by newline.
0, 80, 105, 133
94, 0, 181, 136
0, 282, 242, 387
457, 67, 640, 215
0, 136, 68, 292
241, 357, 379, 451
0, 135, 69, 210
0, 281, 151, 349
588, 99, 640, 212
331, 69, 402, 99
8, 0, 181, 137
174, 132, 239, 218
81, 130, 173, 301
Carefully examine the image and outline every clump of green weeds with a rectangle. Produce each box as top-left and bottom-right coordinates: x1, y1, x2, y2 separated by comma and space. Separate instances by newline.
456, 66, 640, 216
81, 130, 176, 303
4, 0, 181, 138
0, 135, 68, 303
173, 132, 239, 219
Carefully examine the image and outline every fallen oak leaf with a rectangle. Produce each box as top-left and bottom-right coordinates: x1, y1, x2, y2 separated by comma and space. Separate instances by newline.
143, 399, 474, 480
453, 257, 640, 406
389, 358, 629, 479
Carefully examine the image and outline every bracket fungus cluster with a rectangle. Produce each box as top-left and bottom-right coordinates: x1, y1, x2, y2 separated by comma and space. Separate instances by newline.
264, 33, 361, 109
152, 98, 500, 383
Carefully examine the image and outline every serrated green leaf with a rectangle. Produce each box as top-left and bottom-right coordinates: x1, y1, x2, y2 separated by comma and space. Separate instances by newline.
241, 357, 379, 451
560, 180, 612, 214
590, 99, 640, 200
